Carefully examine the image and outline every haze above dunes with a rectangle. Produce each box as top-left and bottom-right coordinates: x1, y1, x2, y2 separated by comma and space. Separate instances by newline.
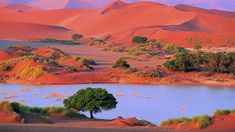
0, 0, 234, 46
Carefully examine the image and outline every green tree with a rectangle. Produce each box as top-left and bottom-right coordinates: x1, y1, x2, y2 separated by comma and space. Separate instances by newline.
72, 34, 83, 41
132, 36, 148, 44
64, 88, 117, 119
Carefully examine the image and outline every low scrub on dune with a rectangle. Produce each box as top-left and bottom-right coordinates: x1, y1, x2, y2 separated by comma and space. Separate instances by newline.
0, 101, 14, 114
9, 101, 85, 118
85, 38, 105, 46
160, 115, 212, 129
18, 62, 47, 80
213, 109, 235, 117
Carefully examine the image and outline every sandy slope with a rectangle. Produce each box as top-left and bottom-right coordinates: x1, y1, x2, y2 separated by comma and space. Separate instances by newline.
0, 21, 71, 40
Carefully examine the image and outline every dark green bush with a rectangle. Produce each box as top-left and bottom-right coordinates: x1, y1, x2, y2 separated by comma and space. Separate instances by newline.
132, 36, 148, 44
72, 34, 83, 41
113, 59, 130, 69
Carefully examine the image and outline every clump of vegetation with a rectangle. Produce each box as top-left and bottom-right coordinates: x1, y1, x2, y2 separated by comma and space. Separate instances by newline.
164, 50, 235, 74
112, 59, 130, 69
132, 36, 148, 44
40, 38, 80, 45
165, 44, 185, 53
213, 109, 233, 117
44, 107, 65, 115
72, 33, 83, 41
125, 67, 138, 74
67, 66, 78, 72
85, 38, 105, 45
0, 101, 13, 114
10, 102, 66, 116
194, 44, 202, 50
79, 57, 96, 66
160, 115, 212, 129
64, 87, 117, 118
135, 68, 162, 78
18, 62, 47, 80
119, 56, 146, 61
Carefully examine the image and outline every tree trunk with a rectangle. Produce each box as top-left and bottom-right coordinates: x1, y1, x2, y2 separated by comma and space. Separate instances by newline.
90, 111, 94, 119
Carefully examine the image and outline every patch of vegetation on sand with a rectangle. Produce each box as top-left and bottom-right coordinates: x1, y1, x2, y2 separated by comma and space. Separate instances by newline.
164, 49, 235, 74
213, 109, 235, 117
39, 38, 80, 45
18, 62, 47, 80
160, 115, 212, 129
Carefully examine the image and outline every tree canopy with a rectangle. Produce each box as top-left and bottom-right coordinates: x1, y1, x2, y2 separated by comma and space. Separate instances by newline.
64, 87, 117, 118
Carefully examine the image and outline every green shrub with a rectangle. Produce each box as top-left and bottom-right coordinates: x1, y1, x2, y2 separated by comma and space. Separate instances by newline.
150, 68, 162, 78
112, 59, 130, 69
44, 107, 65, 115
10, 102, 21, 113
72, 33, 83, 41
132, 36, 148, 44
191, 115, 212, 129
213, 109, 231, 116
79, 57, 96, 66
125, 67, 138, 74
194, 44, 202, 50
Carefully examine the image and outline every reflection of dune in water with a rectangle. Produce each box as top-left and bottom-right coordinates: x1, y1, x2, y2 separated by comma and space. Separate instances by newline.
115, 93, 125, 97
32, 92, 38, 96
131, 93, 141, 97
21, 87, 30, 92
3, 94, 18, 99
44, 92, 71, 101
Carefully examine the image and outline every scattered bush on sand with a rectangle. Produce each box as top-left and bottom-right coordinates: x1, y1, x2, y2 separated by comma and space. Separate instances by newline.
85, 38, 105, 46
72, 33, 83, 41
112, 59, 130, 69
132, 36, 148, 44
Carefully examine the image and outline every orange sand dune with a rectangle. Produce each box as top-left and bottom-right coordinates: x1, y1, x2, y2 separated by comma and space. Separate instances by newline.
0, 1, 234, 46
0, 21, 71, 40
175, 4, 235, 18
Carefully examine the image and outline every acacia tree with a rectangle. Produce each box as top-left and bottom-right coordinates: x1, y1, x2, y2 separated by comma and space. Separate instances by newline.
63, 88, 117, 118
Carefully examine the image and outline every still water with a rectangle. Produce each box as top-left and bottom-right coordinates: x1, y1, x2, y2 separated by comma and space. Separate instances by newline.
1, 83, 235, 124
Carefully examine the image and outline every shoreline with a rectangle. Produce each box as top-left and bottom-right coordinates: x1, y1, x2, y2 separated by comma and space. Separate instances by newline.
1, 80, 235, 88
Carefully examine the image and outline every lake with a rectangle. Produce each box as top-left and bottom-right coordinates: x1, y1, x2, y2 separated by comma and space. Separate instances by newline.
1, 83, 235, 124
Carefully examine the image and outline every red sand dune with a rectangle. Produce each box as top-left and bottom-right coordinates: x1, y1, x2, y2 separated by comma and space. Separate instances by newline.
0, 21, 71, 40
0, 1, 234, 47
